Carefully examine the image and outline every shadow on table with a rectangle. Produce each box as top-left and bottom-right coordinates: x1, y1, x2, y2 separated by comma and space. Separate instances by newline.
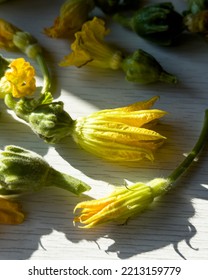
0, 175, 207, 260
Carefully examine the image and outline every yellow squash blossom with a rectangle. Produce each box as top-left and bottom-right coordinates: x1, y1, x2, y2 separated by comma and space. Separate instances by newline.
60, 16, 123, 69
44, 0, 95, 38
2, 58, 36, 98
74, 178, 170, 228
0, 18, 20, 50
0, 197, 25, 224
60, 17, 177, 84
74, 109, 208, 228
71, 96, 167, 161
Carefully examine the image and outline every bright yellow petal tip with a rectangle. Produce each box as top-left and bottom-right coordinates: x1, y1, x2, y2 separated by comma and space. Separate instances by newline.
72, 96, 167, 162
74, 178, 170, 228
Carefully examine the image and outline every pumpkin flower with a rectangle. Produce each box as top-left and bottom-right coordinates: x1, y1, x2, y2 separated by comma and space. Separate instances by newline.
74, 109, 208, 228
60, 17, 177, 84
44, 0, 95, 38
1, 58, 36, 98
60, 17, 123, 70
0, 197, 25, 225
0, 18, 51, 93
71, 96, 167, 161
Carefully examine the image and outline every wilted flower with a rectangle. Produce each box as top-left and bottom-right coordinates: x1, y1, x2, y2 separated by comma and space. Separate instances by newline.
74, 178, 169, 228
60, 17, 123, 69
72, 96, 167, 161
60, 17, 177, 84
113, 2, 184, 46
0, 197, 25, 224
184, 10, 208, 39
74, 109, 208, 228
0, 145, 91, 196
0, 18, 20, 50
44, 0, 95, 38
1, 58, 36, 98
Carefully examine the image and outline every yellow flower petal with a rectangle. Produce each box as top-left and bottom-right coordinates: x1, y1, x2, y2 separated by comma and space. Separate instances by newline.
0, 18, 20, 50
74, 179, 169, 228
44, 0, 95, 38
72, 97, 167, 161
60, 17, 123, 69
0, 197, 25, 224
5, 58, 36, 98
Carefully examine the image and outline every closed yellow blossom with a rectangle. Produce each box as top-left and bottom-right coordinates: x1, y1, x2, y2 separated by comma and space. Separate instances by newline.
44, 0, 95, 38
74, 178, 170, 228
71, 96, 167, 161
60, 17, 123, 69
74, 109, 208, 228
4, 58, 36, 98
0, 18, 20, 50
0, 197, 25, 224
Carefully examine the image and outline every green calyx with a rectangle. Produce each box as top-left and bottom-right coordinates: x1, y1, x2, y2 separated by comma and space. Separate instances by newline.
4, 92, 74, 144
0, 145, 91, 196
121, 49, 178, 84
114, 2, 184, 46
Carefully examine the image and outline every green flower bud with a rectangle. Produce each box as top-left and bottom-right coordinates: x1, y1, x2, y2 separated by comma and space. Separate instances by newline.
28, 101, 74, 144
4, 92, 73, 144
121, 49, 177, 84
0, 145, 91, 196
114, 2, 184, 46
13, 31, 42, 59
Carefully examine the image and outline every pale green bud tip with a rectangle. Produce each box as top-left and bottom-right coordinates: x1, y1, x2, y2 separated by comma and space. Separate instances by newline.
13, 31, 42, 58
0, 145, 91, 196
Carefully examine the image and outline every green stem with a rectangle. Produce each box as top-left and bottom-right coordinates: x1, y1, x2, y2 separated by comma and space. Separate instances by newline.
36, 54, 51, 93
167, 109, 208, 184
46, 167, 91, 196
113, 13, 133, 30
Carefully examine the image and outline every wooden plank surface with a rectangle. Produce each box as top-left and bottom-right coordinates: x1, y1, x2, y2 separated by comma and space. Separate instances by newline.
0, 0, 207, 260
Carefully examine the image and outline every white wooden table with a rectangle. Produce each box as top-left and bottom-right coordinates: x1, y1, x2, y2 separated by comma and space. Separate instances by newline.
0, 0, 207, 260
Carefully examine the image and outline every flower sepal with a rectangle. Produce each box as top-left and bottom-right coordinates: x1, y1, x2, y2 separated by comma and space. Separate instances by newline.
121, 49, 178, 84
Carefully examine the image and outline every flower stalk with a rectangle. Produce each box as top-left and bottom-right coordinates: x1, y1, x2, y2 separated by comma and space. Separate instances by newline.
74, 109, 208, 228
0, 18, 51, 93
0, 145, 91, 196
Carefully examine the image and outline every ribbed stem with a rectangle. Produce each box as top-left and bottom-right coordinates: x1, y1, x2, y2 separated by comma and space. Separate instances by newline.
46, 167, 91, 196
167, 109, 208, 185
36, 54, 51, 93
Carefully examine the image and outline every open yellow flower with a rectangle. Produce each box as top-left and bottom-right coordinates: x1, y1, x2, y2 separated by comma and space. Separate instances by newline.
0, 197, 25, 224
71, 96, 167, 161
3, 58, 36, 98
44, 0, 95, 38
74, 178, 170, 228
60, 16, 123, 69
0, 18, 20, 50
